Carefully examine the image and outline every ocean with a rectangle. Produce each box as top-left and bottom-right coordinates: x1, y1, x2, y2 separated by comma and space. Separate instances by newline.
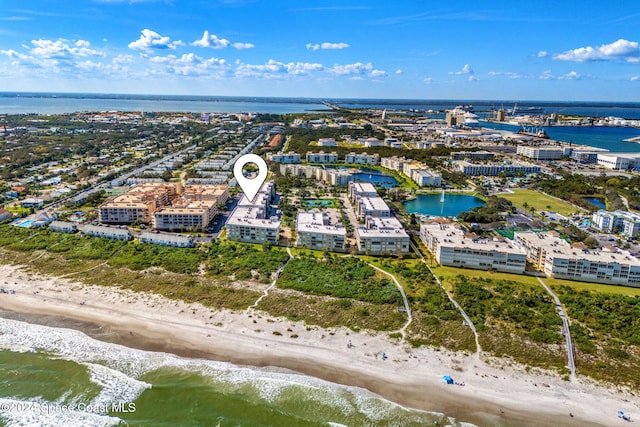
0, 314, 453, 427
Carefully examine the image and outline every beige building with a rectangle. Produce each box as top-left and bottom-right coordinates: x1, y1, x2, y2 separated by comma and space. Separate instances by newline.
99, 183, 228, 230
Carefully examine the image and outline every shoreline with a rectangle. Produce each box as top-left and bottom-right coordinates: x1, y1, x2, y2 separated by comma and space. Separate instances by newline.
0, 263, 638, 426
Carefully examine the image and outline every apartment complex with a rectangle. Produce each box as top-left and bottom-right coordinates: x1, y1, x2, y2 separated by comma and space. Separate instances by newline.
99, 183, 229, 230
356, 216, 410, 255
455, 160, 541, 176
348, 182, 409, 255
420, 222, 526, 273
516, 145, 568, 161
344, 152, 379, 165
592, 210, 640, 237
226, 181, 281, 244
381, 157, 441, 187
514, 232, 640, 286
296, 211, 346, 251
306, 152, 339, 163
267, 152, 301, 164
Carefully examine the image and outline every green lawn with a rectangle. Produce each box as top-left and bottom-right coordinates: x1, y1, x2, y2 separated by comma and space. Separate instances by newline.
546, 277, 640, 297
432, 265, 640, 297
500, 189, 586, 216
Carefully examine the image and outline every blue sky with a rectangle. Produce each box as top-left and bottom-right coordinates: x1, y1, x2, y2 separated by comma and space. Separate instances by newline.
0, 0, 639, 101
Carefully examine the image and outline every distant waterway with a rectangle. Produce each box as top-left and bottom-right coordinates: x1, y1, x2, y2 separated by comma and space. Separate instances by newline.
404, 193, 485, 217
481, 121, 640, 153
0, 93, 329, 114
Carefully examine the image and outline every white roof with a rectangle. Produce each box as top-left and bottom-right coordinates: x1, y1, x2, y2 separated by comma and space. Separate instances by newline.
423, 223, 525, 256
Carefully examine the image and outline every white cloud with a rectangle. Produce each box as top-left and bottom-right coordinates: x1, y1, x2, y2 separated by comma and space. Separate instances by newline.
329, 62, 373, 75
148, 53, 227, 76
553, 39, 640, 62
559, 71, 581, 80
489, 71, 525, 79
537, 51, 548, 57
306, 42, 350, 51
539, 70, 583, 80
468, 75, 478, 82
192, 31, 229, 49
235, 59, 323, 78
112, 54, 135, 64
29, 39, 105, 59
423, 77, 432, 84
395, 69, 403, 74
370, 69, 387, 77
539, 70, 554, 80
232, 42, 255, 50
632, 76, 639, 81
128, 29, 182, 52
449, 64, 473, 75
191, 31, 254, 50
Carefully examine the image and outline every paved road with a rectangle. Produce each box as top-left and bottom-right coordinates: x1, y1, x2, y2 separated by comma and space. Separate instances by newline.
537, 277, 576, 377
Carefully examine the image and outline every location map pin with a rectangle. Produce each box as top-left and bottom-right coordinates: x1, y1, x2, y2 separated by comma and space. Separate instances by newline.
233, 154, 268, 203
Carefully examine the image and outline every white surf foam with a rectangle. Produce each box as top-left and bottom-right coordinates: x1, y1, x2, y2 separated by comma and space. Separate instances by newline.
0, 318, 473, 426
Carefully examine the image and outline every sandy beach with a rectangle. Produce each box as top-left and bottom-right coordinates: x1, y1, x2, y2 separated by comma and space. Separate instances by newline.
0, 262, 638, 426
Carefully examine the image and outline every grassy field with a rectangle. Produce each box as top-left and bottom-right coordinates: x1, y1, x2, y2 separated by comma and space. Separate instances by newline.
500, 189, 586, 216
433, 264, 640, 297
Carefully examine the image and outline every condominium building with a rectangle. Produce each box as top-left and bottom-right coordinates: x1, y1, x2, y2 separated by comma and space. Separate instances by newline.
99, 183, 228, 230
420, 222, 526, 273
455, 160, 541, 176
306, 151, 339, 163
516, 145, 567, 160
356, 196, 391, 219
355, 216, 410, 255
226, 181, 280, 244
592, 210, 640, 237
348, 182, 377, 203
267, 152, 301, 164
296, 211, 346, 251
139, 232, 194, 248
79, 224, 132, 240
411, 169, 442, 187
344, 152, 379, 165
514, 232, 640, 286
381, 156, 405, 171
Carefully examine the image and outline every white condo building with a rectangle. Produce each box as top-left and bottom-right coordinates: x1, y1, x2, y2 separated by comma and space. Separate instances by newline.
455, 161, 541, 176
296, 211, 346, 251
226, 181, 281, 244
514, 232, 640, 286
356, 216, 410, 255
420, 222, 526, 273
306, 152, 339, 163
267, 152, 301, 164
516, 146, 568, 161
344, 152, 379, 165
348, 182, 377, 203
356, 196, 391, 219
597, 153, 640, 170
592, 210, 640, 237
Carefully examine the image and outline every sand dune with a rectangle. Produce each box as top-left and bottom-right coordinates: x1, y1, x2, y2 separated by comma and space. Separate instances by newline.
0, 263, 638, 426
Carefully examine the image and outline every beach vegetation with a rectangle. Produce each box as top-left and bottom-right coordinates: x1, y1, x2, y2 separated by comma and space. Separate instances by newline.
277, 256, 402, 305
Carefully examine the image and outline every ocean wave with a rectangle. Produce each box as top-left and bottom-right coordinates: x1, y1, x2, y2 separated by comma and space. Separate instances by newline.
0, 318, 471, 426
0, 397, 122, 427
